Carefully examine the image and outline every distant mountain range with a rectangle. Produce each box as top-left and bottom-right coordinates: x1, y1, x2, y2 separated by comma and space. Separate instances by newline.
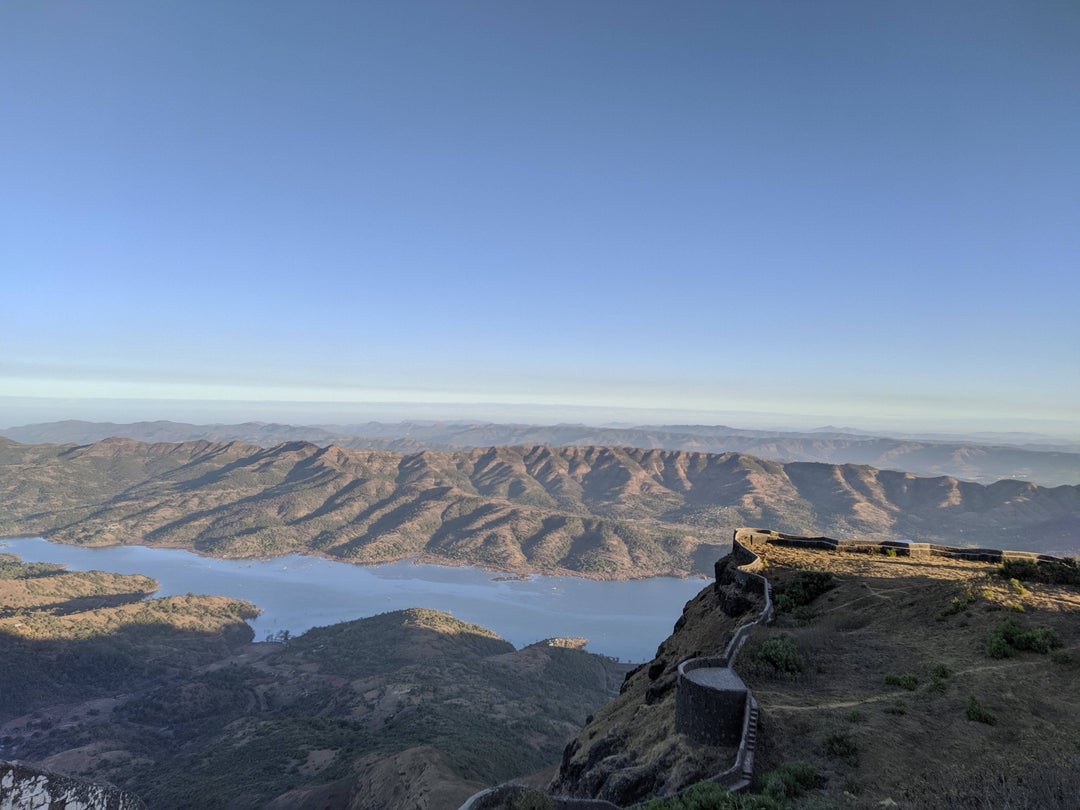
2, 419, 1078, 487
1, 437, 1077, 572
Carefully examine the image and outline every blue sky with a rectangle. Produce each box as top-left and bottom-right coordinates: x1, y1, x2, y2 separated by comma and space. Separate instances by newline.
2, 2, 1078, 434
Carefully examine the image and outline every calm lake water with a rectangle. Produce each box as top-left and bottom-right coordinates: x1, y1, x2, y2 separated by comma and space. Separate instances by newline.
0, 537, 715, 663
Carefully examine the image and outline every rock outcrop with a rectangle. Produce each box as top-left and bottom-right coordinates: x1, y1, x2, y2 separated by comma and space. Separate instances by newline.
0, 761, 145, 810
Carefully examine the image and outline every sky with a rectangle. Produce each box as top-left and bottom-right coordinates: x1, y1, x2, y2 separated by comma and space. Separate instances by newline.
2, 2, 1078, 435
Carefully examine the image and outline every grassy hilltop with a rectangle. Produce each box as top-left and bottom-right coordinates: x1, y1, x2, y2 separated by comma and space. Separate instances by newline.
552, 541, 1080, 809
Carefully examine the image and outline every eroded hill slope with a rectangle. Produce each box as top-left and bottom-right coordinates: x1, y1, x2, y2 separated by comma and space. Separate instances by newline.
1, 438, 1078, 578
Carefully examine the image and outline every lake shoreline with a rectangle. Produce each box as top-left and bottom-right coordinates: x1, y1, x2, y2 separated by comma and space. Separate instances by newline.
0, 536, 711, 663
0, 532, 718, 583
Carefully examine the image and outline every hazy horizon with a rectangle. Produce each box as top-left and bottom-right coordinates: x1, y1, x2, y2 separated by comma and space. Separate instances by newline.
3, 3, 1077, 439
3, 396, 1080, 443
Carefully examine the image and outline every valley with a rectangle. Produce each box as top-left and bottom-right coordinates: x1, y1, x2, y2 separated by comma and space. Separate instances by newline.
1, 435, 1078, 808
0, 554, 629, 808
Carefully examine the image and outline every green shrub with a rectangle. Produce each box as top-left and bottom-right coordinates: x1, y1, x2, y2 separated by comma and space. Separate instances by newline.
941, 586, 978, 618
774, 570, 837, 613
931, 663, 951, 679
823, 730, 858, 763
987, 632, 1015, 659
884, 673, 919, 691
756, 636, 803, 675
925, 678, 948, 695
884, 701, 907, 716
1008, 578, 1029, 596
967, 696, 996, 725
945, 596, 968, 614
987, 618, 1062, 658
761, 761, 820, 800
1021, 626, 1062, 654
788, 605, 818, 626
1001, 558, 1080, 586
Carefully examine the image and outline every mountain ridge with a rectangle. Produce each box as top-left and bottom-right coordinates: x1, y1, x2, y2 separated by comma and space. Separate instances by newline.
3, 419, 1077, 486
1, 438, 1077, 577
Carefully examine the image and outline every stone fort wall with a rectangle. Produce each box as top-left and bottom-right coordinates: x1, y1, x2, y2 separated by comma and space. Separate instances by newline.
671, 529, 774, 791
734, 527, 1070, 565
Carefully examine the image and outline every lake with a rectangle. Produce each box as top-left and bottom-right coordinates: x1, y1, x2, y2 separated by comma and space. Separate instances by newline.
0, 537, 716, 663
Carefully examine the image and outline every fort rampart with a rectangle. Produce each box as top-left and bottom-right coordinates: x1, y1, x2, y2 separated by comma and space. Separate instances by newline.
735, 527, 1070, 565
671, 528, 774, 790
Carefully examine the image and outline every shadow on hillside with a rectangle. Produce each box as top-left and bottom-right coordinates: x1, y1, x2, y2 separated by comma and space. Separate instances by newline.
0, 604, 629, 810
0, 563, 68, 580
0, 617, 254, 723
0, 591, 155, 620
284, 609, 516, 679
